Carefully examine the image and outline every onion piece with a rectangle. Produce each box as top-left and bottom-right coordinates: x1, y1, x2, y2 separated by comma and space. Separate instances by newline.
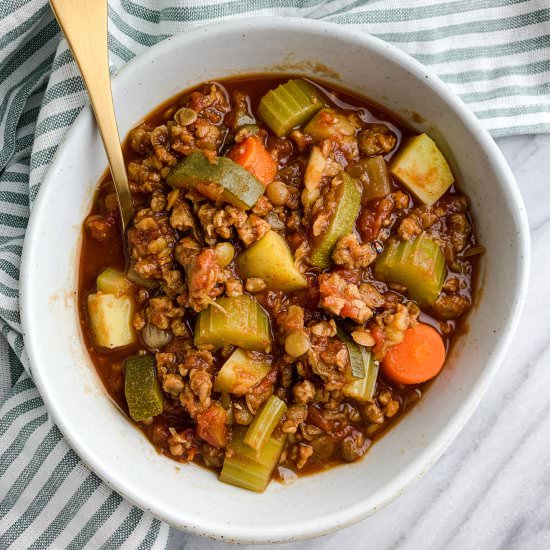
141, 323, 173, 351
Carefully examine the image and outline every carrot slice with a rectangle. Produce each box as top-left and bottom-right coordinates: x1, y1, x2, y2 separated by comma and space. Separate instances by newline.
228, 136, 277, 186
382, 323, 445, 384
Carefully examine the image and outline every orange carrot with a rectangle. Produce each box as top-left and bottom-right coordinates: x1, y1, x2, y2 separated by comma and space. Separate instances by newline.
229, 136, 277, 186
382, 323, 445, 385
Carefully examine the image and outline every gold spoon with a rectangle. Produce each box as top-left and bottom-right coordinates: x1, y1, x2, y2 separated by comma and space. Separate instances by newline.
50, 0, 134, 236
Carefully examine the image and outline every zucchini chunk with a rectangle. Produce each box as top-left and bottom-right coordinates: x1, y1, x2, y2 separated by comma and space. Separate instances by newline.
124, 355, 163, 421
214, 348, 271, 396
303, 108, 357, 143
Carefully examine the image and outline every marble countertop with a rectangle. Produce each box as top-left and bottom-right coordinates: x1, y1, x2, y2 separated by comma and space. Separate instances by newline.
168, 133, 550, 550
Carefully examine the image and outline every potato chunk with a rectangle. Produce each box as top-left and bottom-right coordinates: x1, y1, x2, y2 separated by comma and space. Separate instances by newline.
87, 293, 136, 349
214, 348, 270, 395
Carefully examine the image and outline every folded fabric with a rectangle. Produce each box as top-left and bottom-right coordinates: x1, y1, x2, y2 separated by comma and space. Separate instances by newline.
0, 0, 548, 548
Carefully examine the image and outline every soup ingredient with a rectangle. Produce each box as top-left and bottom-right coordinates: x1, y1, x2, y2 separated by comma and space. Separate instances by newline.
166, 151, 265, 209
374, 233, 446, 307
228, 136, 277, 186
87, 293, 136, 349
237, 230, 307, 292
390, 133, 454, 205
194, 294, 271, 351
343, 353, 379, 402
363, 156, 392, 200
220, 426, 286, 492
258, 79, 324, 137
309, 172, 362, 269
382, 323, 445, 384
244, 395, 287, 451
197, 403, 228, 448
214, 348, 271, 395
214, 242, 235, 268
96, 267, 134, 295
124, 355, 163, 421
303, 108, 356, 143
338, 328, 367, 379
141, 323, 173, 351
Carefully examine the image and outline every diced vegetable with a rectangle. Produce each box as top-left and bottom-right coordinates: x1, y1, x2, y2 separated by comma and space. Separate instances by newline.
228, 136, 277, 186
214, 348, 271, 395
337, 329, 367, 379
303, 108, 356, 143
258, 79, 324, 137
166, 151, 265, 210
124, 355, 163, 421
374, 233, 446, 307
309, 172, 362, 269
197, 403, 228, 448
364, 156, 392, 200
194, 294, 271, 352
141, 323, 173, 351
126, 263, 159, 290
343, 351, 379, 402
237, 230, 307, 292
390, 133, 454, 205
220, 426, 286, 492
244, 395, 287, 451
87, 293, 136, 349
382, 323, 445, 384
96, 267, 134, 295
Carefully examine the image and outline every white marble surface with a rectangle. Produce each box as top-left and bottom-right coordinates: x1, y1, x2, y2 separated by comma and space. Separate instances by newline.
168, 134, 550, 550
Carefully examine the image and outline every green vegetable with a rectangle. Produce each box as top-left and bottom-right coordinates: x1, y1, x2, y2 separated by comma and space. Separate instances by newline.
343, 351, 379, 402
364, 156, 392, 200
124, 355, 163, 421
374, 233, 446, 307
309, 172, 362, 269
244, 395, 287, 451
337, 329, 367, 379
220, 426, 286, 492
194, 294, 271, 352
237, 230, 307, 292
258, 79, 324, 137
87, 293, 136, 349
214, 348, 271, 396
96, 267, 134, 295
166, 151, 265, 210
303, 108, 357, 143
390, 133, 454, 205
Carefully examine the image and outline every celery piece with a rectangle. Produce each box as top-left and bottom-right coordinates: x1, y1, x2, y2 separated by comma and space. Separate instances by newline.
214, 348, 271, 396
258, 79, 324, 137
220, 426, 286, 492
303, 108, 357, 143
194, 294, 271, 352
124, 355, 163, 421
237, 230, 307, 292
374, 233, 446, 307
244, 395, 287, 451
364, 156, 392, 200
87, 293, 136, 349
390, 133, 454, 206
309, 172, 362, 269
343, 352, 379, 402
96, 267, 134, 296
337, 328, 367, 379
166, 151, 265, 210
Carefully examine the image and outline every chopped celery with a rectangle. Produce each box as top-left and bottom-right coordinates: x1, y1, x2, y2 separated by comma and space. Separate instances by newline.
258, 79, 324, 137
303, 108, 357, 143
214, 348, 271, 396
337, 328, 367, 379
374, 233, 446, 307
309, 172, 362, 269
364, 156, 392, 200
166, 151, 265, 210
220, 426, 286, 492
236, 230, 307, 292
194, 294, 271, 352
87, 293, 136, 349
343, 352, 379, 402
124, 355, 163, 421
96, 267, 134, 295
390, 133, 454, 205
244, 395, 287, 451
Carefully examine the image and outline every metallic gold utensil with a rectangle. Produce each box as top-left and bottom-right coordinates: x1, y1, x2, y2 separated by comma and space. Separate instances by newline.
50, 0, 134, 235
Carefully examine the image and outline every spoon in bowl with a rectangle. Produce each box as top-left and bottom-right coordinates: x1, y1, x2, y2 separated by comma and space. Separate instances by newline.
50, 0, 134, 236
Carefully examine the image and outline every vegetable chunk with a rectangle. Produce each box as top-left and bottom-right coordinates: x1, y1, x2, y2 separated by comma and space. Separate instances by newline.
214, 348, 271, 395
124, 355, 163, 421
87, 293, 136, 349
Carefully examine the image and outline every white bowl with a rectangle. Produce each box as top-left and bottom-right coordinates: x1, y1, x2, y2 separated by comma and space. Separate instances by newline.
21, 17, 530, 543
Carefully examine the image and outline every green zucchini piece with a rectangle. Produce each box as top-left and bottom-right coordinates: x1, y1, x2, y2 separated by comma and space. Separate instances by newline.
343, 351, 379, 402
166, 151, 265, 210
194, 294, 272, 352
390, 133, 454, 205
244, 395, 287, 451
374, 233, 446, 307
309, 172, 362, 269
220, 426, 286, 492
364, 156, 392, 200
87, 293, 136, 349
258, 79, 324, 137
303, 108, 357, 143
337, 328, 367, 379
237, 230, 307, 292
214, 348, 271, 396
124, 355, 163, 421
96, 267, 134, 296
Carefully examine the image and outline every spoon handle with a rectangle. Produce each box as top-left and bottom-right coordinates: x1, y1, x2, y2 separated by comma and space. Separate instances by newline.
50, 0, 134, 234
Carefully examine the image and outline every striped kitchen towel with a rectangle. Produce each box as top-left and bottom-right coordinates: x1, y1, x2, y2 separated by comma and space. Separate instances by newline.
0, 0, 548, 548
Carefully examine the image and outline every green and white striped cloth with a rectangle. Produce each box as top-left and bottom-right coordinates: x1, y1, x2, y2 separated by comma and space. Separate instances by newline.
0, 0, 548, 547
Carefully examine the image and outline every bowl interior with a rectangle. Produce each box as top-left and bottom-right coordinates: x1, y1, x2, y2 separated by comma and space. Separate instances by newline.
21, 18, 529, 543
